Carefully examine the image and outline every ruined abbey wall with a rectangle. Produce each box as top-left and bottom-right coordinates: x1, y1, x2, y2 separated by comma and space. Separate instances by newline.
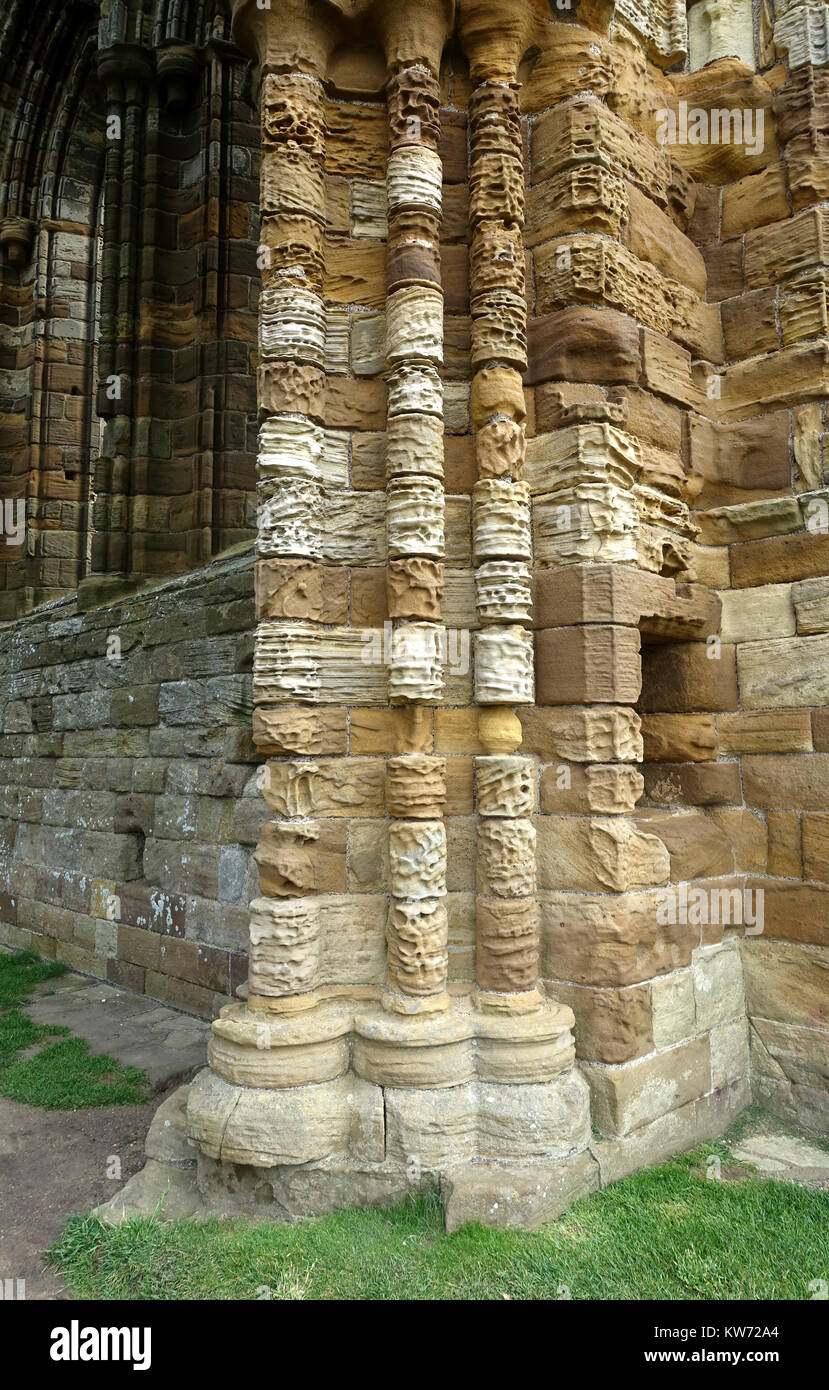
1, 0, 827, 1225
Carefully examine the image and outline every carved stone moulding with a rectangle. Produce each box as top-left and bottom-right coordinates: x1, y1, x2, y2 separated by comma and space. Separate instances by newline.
475, 560, 532, 625
472, 479, 532, 562
637, 525, 695, 579
260, 213, 326, 293
388, 819, 447, 899
532, 484, 639, 569
386, 897, 449, 1002
477, 817, 536, 899
470, 290, 528, 371
476, 754, 536, 817
615, 0, 688, 65
475, 896, 539, 994
260, 287, 326, 364
259, 416, 324, 480
386, 475, 445, 556
388, 622, 445, 704
261, 71, 325, 158
523, 424, 640, 496
468, 83, 522, 160
470, 224, 525, 301
469, 152, 525, 231
774, 0, 829, 68
386, 754, 447, 818
253, 622, 389, 706
386, 147, 443, 217
386, 414, 444, 480
257, 478, 325, 559
248, 895, 321, 999
386, 285, 444, 365
387, 557, 445, 621
261, 147, 325, 221
258, 362, 326, 420
203, 998, 578, 1094
476, 418, 525, 479
387, 364, 443, 419
254, 820, 325, 897
387, 64, 442, 152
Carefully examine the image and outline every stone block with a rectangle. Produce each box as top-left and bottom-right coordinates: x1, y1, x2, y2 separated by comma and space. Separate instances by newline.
536, 625, 641, 705
441, 1151, 599, 1233
582, 1036, 711, 1137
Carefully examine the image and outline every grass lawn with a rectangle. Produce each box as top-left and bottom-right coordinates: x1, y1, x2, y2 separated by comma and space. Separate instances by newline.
47, 1137, 829, 1300
0, 949, 148, 1108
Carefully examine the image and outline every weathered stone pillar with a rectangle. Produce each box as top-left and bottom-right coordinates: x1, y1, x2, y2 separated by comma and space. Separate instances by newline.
382, 44, 449, 1015
460, 0, 540, 1013
186, 0, 592, 1228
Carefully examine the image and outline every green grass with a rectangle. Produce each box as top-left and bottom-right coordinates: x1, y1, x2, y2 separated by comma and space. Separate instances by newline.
47, 1142, 829, 1301
0, 949, 148, 1109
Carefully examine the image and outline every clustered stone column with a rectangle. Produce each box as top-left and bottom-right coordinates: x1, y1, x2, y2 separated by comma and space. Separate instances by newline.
248, 65, 329, 1016
466, 57, 539, 1013
383, 59, 450, 1015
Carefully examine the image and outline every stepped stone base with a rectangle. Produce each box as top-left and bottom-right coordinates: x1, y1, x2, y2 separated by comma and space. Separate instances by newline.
97, 1069, 752, 1231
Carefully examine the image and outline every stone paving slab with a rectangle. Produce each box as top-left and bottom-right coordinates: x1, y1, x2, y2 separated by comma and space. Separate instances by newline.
732, 1132, 829, 1189
24, 970, 211, 1090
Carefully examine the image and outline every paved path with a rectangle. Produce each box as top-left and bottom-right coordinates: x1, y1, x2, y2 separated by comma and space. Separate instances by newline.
0, 963, 210, 1299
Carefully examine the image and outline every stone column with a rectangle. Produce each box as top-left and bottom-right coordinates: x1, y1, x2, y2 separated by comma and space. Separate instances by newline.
460, 1, 540, 1013
382, 54, 449, 1015
90, 43, 154, 591
245, 18, 335, 1018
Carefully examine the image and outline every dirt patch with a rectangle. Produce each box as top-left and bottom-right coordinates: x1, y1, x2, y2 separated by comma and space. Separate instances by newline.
0, 1088, 174, 1300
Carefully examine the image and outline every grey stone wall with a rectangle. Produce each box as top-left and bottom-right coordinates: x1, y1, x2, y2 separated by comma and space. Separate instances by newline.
0, 547, 263, 1017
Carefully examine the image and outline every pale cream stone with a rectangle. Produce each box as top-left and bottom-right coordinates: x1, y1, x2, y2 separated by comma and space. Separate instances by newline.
387, 364, 443, 418
476, 756, 537, 818
651, 970, 696, 1050
688, 0, 756, 71
257, 479, 324, 559
616, 0, 688, 61
386, 476, 445, 556
352, 313, 386, 375
386, 285, 444, 365
248, 897, 321, 997
474, 626, 534, 706
386, 414, 444, 480
710, 1019, 750, 1090
475, 561, 532, 625
774, 1, 829, 68
477, 819, 536, 898
386, 898, 449, 998
389, 820, 447, 899
324, 493, 387, 564
738, 633, 829, 708
253, 623, 389, 705
534, 483, 639, 568
386, 146, 443, 216
524, 425, 639, 497
692, 941, 745, 1032
389, 622, 445, 704
260, 287, 326, 364
351, 180, 388, 238
717, 585, 795, 644
473, 480, 532, 562
259, 416, 324, 482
